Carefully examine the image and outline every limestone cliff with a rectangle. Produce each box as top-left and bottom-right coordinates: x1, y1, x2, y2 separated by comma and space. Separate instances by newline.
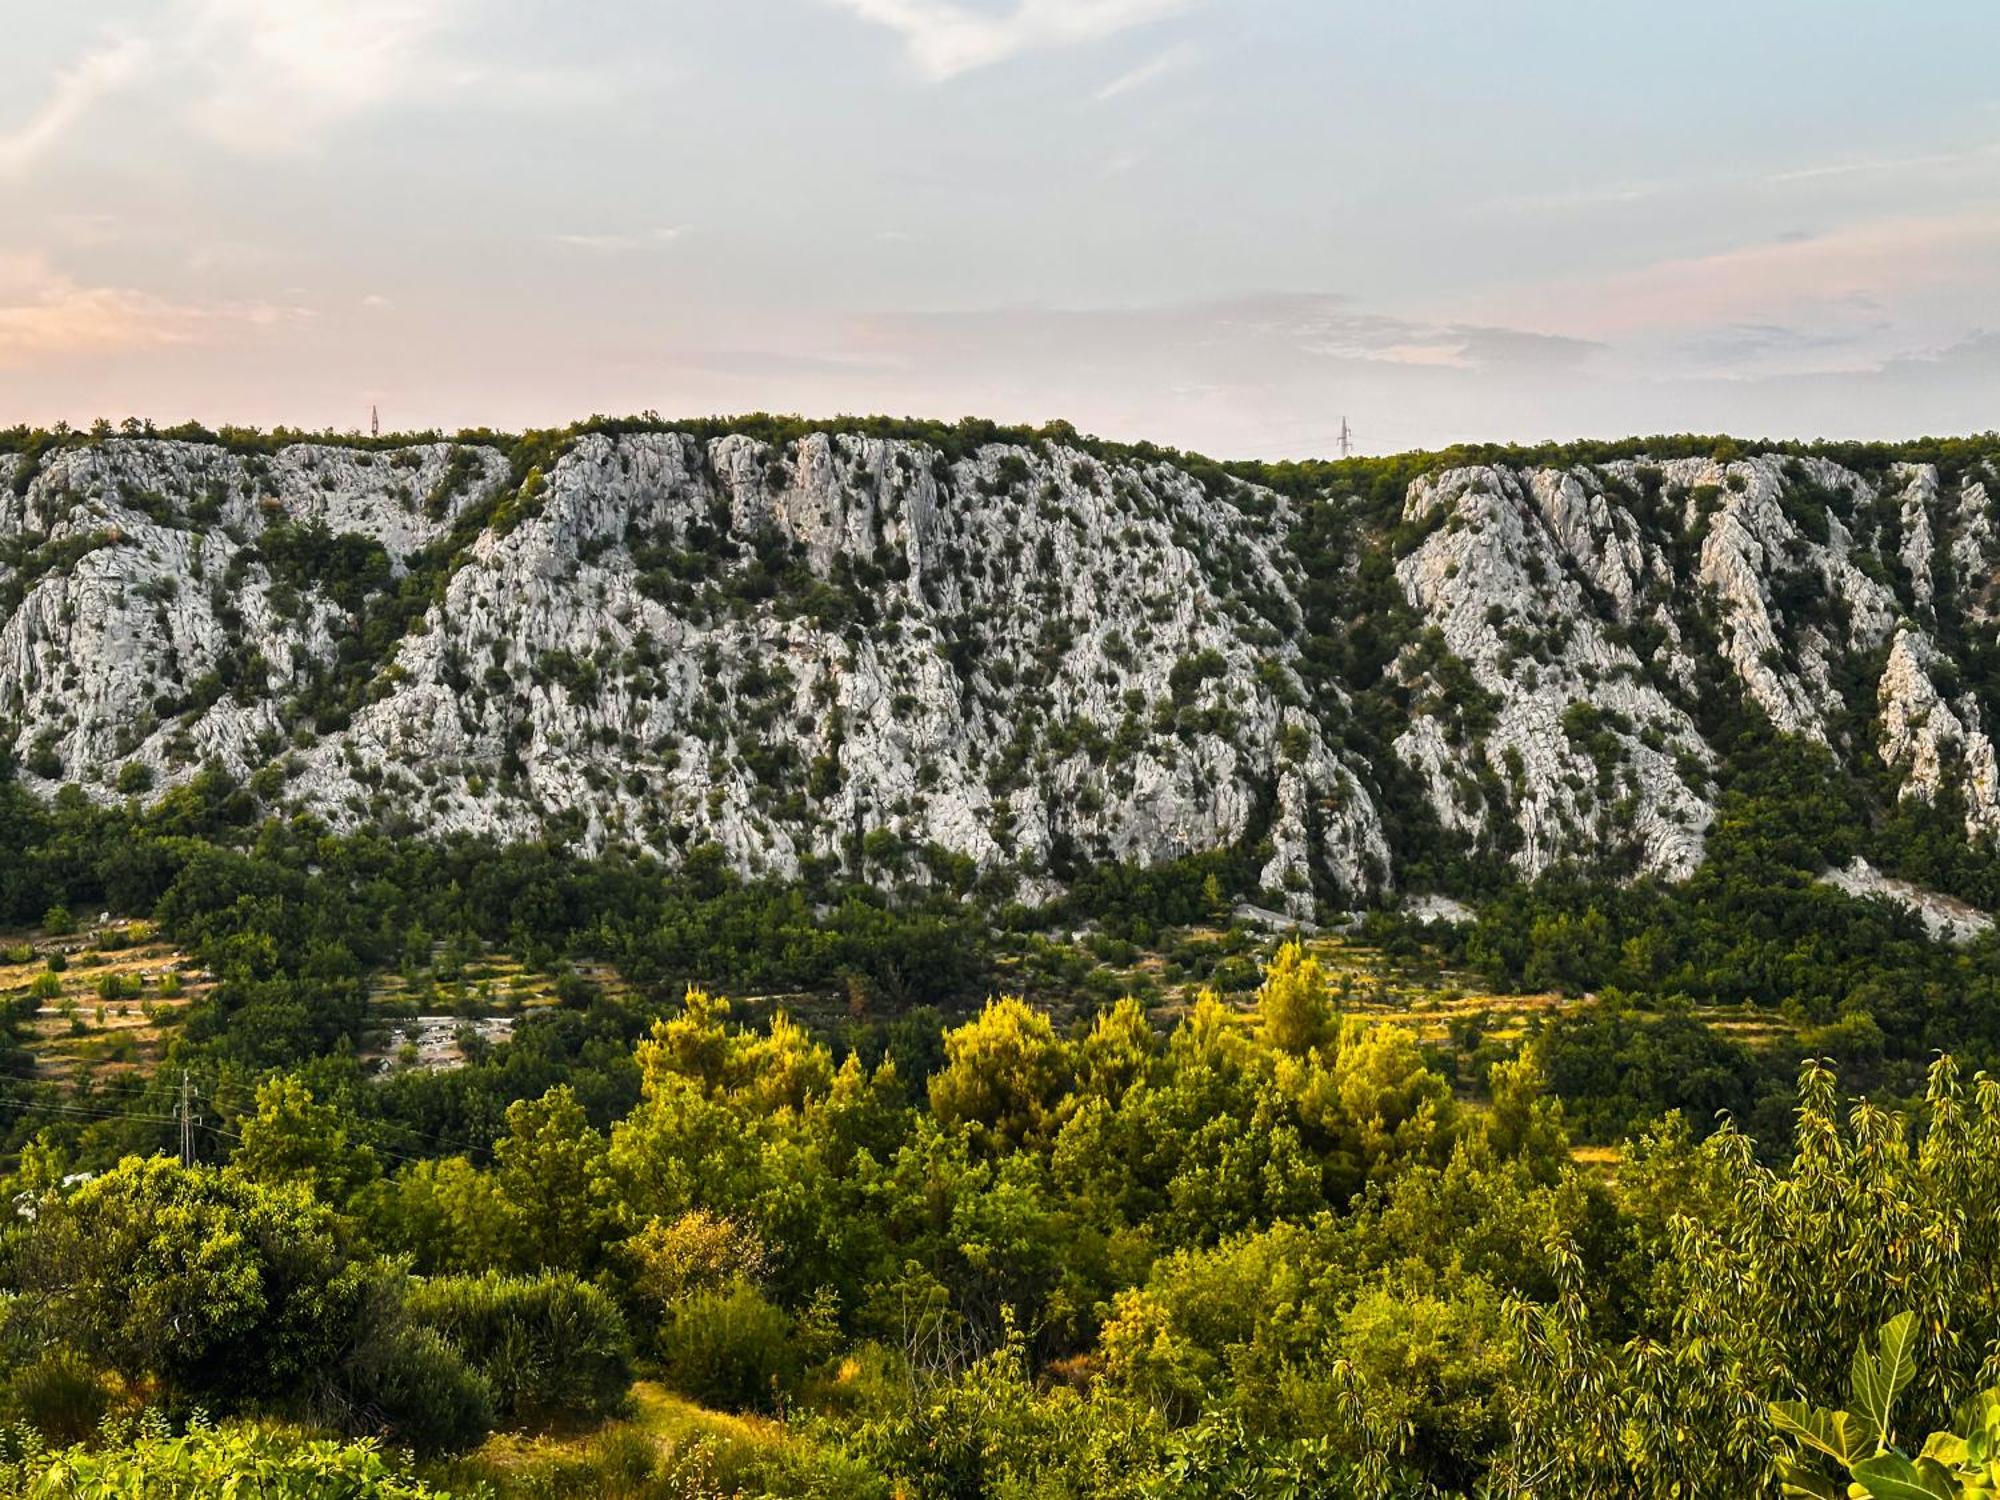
2, 426, 1995, 908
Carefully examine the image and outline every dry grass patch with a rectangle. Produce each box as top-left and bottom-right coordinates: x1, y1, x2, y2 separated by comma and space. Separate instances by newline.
0, 919, 209, 1086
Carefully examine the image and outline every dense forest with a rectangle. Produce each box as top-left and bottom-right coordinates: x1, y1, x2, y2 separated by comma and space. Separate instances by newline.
0, 723, 1999, 1494
4, 417, 2000, 1494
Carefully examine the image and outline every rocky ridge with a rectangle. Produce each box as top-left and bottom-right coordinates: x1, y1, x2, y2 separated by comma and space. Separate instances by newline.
2, 428, 1996, 910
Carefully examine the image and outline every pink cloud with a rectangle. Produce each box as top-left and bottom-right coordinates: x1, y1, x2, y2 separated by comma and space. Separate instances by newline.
0, 256, 308, 366
1485, 210, 2000, 341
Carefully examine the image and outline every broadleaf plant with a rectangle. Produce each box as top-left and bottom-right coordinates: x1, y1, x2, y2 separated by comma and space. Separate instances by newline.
1772, 1312, 2000, 1499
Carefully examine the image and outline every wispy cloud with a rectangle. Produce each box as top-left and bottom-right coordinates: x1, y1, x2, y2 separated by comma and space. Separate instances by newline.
1093, 40, 1198, 101
1677, 320, 1889, 375
182, 0, 466, 153
551, 227, 688, 253
0, 37, 151, 177
0, 254, 306, 366
2, 0, 543, 167
1489, 140, 2000, 217
1764, 141, 2000, 184
853, 293, 1601, 376
822, 0, 1196, 80
1500, 210, 2000, 340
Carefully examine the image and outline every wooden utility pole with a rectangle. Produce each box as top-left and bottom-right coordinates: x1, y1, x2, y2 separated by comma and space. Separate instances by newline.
178, 1070, 196, 1166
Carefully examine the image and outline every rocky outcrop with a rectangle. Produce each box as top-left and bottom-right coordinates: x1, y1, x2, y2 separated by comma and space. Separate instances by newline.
1389, 453, 2000, 873
0, 440, 509, 808
1821, 856, 1995, 945
1951, 479, 1997, 618
1396, 464, 1711, 880
1877, 628, 2000, 840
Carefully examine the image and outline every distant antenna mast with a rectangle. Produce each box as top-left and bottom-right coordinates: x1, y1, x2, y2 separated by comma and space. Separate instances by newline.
370, 404, 380, 439
1337, 416, 1355, 459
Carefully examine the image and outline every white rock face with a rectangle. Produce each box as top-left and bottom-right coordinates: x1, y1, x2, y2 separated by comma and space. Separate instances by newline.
1, 431, 1386, 911
1895, 465, 1940, 616
0, 440, 508, 807
1679, 454, 1897, 740
5, 431, 1997, 905
1877, 629, 2000, 840
1389, 453, 2000, 877
1952, 479, 1996, 617
1396, 464, 1711, 880
1402, 893, 1475, 925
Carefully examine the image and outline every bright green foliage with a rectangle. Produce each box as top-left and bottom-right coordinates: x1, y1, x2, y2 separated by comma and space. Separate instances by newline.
230, 1076, 381, 1206
13, 930, 2000, 1493
368, 1155, 518, 1275
657, 1277, 803, 1412
1773, 1311, 2000, 1499
616, 1209, 769, 1317
489, 1085, 616, 1272
926, 995, 1074, 1152
1, 1415, 454, 1498
1256, 939, 1332, 1053
1505, 1056, 2000, 1498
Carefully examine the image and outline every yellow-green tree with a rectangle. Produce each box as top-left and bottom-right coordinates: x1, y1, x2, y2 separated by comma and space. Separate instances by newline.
1257, 940, 1333, 1054
928, 996, 1075, 1153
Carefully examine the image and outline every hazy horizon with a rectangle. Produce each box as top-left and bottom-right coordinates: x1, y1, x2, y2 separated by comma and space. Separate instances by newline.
6, 1, 1998, 459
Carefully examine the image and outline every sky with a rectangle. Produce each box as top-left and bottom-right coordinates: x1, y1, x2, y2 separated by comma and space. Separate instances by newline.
2, 0, 1997, 458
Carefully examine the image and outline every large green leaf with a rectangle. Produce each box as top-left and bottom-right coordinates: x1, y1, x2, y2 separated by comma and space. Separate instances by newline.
1850, 1452, 1958, 1500
1776, 1400, 1879, 1466
1960, 1390, 2000, 1467
1922, 1431, 1972, 1469
1854, 1313, 1921, 1440
1879, 1315, 1922, 1411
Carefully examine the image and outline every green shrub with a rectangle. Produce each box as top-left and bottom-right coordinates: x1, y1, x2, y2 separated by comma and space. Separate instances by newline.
403, 1271, 630, 1427
349, 1326, 493, 1456
657, 1278, 798, 1413
5, 1158, 379, 1414
93, 972, 137, 1002
0, 1348, 114, 1444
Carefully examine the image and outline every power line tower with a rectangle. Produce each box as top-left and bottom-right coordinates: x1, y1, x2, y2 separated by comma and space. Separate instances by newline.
370, 404, 380, 440
1337, 416, 1355, 458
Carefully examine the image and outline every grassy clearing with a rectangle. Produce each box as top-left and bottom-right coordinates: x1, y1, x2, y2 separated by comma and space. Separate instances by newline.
424, 1380, 796, 1498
